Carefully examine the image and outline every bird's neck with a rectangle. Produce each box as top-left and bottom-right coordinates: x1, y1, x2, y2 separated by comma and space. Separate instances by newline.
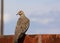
20, 14, 26, 18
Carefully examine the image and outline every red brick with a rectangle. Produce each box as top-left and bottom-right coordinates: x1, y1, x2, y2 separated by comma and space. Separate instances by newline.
0, 34, 60, 43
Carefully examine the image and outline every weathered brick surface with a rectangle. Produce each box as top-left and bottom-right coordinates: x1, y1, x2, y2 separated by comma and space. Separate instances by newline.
42, 34, 60, 43
23, 35, 40, 43
0, 34, 60, 43
0, 35, 14, 43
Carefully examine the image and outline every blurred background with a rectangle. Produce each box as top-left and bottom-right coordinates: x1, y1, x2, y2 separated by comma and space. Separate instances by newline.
4, 0, 60, 35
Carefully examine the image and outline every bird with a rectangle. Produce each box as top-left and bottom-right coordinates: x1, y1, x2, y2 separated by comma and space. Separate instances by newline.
14, 10, 30, 43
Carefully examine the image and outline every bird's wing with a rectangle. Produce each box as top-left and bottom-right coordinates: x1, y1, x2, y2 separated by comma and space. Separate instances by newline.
22, 18, 30, 33
15, 18, 24, 33
15, 17, 30, 41
15, 18, 23, 40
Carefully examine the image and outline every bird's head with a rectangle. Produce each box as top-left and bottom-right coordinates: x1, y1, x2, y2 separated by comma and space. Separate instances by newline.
16, 10, 24, 16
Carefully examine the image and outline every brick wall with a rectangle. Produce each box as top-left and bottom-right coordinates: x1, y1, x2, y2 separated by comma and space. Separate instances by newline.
42, 34, 60, 43
0, 34, 60, 43
0, 35, 14, 43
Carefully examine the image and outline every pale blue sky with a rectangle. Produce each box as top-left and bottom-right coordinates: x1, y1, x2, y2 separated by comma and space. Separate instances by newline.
4, 0, 60, 35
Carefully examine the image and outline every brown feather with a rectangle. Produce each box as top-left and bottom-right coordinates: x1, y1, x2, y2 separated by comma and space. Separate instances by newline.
14, 10, 30, 43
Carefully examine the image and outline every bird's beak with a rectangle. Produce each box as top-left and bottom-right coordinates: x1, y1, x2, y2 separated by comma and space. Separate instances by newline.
16, 14, 18, 15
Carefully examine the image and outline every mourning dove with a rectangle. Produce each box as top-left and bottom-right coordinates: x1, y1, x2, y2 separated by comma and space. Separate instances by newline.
14, 10, 30, 43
